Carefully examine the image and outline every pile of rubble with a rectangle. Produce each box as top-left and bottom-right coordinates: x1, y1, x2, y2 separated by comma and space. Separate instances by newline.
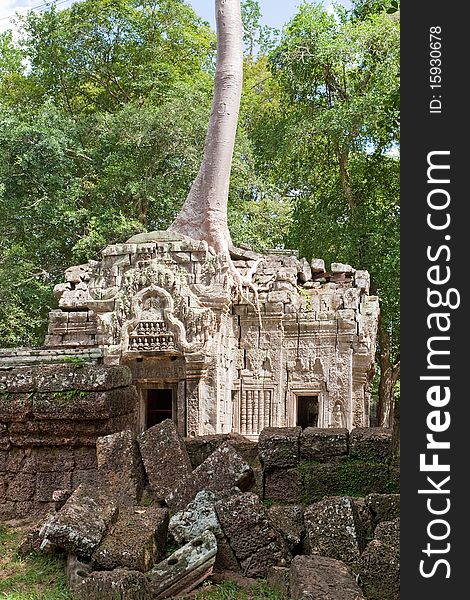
26, 420, 399, 599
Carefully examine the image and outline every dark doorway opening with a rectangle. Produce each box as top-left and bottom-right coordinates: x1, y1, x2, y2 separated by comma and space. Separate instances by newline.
146, 389, 173, 428
297, 396, 319, 428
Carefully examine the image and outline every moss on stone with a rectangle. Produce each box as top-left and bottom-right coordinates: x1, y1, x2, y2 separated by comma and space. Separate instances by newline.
297, 459, 400, 503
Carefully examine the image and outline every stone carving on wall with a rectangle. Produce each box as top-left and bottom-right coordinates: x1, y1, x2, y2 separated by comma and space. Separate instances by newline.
239, 388, 273, 436
121, 285, 216, 356
43, 232, 380, 435
332, 401, 346, 428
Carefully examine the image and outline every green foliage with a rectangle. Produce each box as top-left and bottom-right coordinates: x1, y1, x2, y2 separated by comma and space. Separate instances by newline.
241, 0, 279, 57
194, 580, 287, 600
246, 1, 400, 390
0, 0, 400, 383
18, 0, 215, 114
0, 525, 69, 599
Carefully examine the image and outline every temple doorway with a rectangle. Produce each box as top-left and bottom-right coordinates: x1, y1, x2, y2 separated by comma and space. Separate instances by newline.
297, 395, 319, 428
146, 388, 173, 428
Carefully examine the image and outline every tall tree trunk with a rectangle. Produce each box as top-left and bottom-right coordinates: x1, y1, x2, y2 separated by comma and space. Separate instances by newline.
169, 0, 243, 255
376, 315, 400, 427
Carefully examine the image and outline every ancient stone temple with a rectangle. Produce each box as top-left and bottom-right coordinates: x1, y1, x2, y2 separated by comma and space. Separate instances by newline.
32, 231, 379, 439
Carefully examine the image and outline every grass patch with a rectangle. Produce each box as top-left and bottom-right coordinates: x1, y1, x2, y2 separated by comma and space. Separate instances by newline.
193, 580, 287, 599
0, 525, 70, 600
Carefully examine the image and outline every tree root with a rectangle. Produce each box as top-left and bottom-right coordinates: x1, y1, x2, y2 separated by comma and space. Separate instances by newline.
227, 256, 263, 329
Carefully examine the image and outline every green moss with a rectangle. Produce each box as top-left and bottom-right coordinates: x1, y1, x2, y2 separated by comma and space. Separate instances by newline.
50, 389, 90, 404
59, 356, 88, 366
262, 499, 274, 509
297, 459, 400, 503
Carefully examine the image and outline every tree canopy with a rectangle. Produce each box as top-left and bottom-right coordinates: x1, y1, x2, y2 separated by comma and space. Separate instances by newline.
0, 0, 399, 420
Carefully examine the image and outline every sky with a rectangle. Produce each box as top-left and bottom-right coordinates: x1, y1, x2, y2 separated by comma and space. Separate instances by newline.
0, 0, 352, 34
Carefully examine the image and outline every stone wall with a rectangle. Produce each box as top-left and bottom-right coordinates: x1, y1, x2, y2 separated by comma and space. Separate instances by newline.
183, 427, 399, 505
40, 231, 379, 437
0, 364, 138, 520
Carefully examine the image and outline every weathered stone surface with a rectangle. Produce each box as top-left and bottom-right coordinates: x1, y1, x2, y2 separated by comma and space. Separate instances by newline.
349, 428, 392, 463
6, 473, 36, 501
268, 504, 305, 553
331, 262, 354, 273
311, 258, 325, 273
258, 427, 301, 469
92, 506, 169, 572
184, 433, 258, 468
299, 461, 397, 503
215, 492, 289, 578
290, 555, 365, 600
169, 490, 221, 545
375, 517, 400, 547
138, 420, 192, 501
66, 554, 92, 592
264, 468, 301, 504
300, 428, 348, 462
74, 568, 152, 600
32, 387, 137, 421
298, 258, 312, 283
39, 483, 118, 559
147, 530, 217, 599
304, 497, 363, 565
0, 365, 131, 393
356, 519, 400, 600
96, 430, 144, 506
169, 489, 240, 574
184, 435, 230, 468
167, 442, 253, 513
366, 493, 400, 527
352, 497, 374, 545
267, 566, 290, 597
0, 392, 33, 421
35, 471, 72, 502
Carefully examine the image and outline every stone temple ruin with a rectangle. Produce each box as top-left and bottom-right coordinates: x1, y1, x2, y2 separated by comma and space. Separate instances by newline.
37, 231, 379, 439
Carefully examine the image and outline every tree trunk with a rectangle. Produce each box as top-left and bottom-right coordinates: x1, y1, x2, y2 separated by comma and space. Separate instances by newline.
169, 0, 243, 255
376, 316, 400, 427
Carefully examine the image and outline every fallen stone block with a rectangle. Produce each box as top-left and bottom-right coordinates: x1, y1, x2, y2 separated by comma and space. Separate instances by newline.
375, 517, 400, 548
39, 483, 118, 559
264, 468, 302, 504
169, 490, 221, 545
147, 530, 217, 599
356, 519, 400, 600
258, 427, 301, 469
73, 568, 152, 600
169, 489, 240, 573
96, 430, 145, 506
215, 492, 289, 578
304, 496, 363, 565
290, 555, 365, 600
166, 442, 253, 512
352, 497, 374, 546
311, 258, 325, 273
66, 554, 92, 593
92, 506, 169, 572
349, 428, 392, 463
268, 504, 305, 553
366, 493, 400, 527
138, 420, 192, 501
300, 427, 348, 462
267, 566, 290, 596
184, 433, 258, 468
